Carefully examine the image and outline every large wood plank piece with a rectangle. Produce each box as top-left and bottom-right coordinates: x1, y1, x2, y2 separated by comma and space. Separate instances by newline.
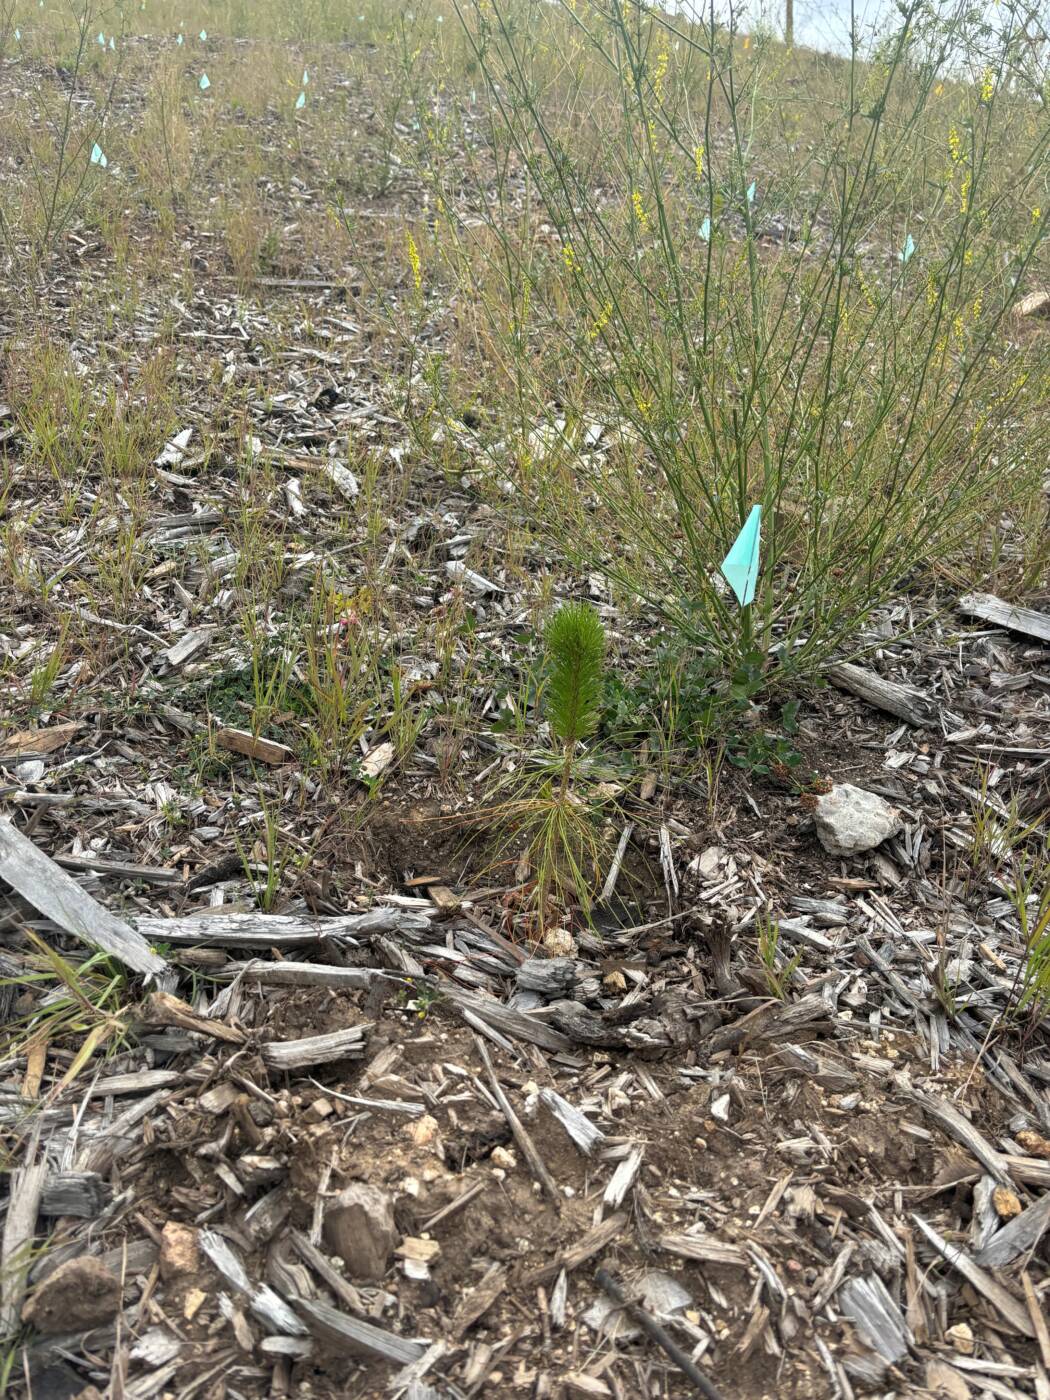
0, 818, 168, 978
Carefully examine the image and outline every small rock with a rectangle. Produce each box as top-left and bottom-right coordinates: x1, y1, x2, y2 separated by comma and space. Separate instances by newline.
183, 1288, 206, 1321
491, 1145, 517, 1170
992, 1185, 1023, 1220
1017, 1128, 1050, 1159
543, 928, 577, 958
695, 845, 724, 881
159, 1222, 200, 1281
407, 1114, 441, 1148
814, 784, 903, 856
710, 1093, 731, 1124
323, 1183, 398, 1281
22, 1257, 121, 1335
306, 1097, 333, 1122
945, 1321, 975, 1355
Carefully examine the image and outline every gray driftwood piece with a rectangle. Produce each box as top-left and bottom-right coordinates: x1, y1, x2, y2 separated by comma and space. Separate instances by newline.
517, 957, 600, 1002
0, 817, 167, 978
838, 1274, 913, 1363
40, 1171, 111, 1218
538, 1088, 605, 1155
238, 960, 404, 991
261, 1025, 369, 1072
911, 1214, 1034, 1336
445, 986, 575, 1052
292, 1296, 426, 1364
1, 1162, 47, 1333
52, 853, 183, 885
657, 1234, 749, 1267
76, 1087, 176, 1175
958, 592, 1050, 644
975, 1191, 1050, 1269
131, 908, 432, 949
905, 1088, 1012, 1185
476, 1038, 560, 1203
827, 662, 934, 727
199, 1230, 305, 1335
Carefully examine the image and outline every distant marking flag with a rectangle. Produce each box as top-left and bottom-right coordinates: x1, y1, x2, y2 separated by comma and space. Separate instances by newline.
720, 505, 762, 607
199, 72, 210, 90
90, 143, 108, 168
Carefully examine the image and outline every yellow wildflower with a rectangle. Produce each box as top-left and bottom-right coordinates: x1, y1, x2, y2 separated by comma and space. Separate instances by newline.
948, 126, 963, 163
562, 243, 576, 270
960, 173, 971, 213
694, 143, 705, 182
980, 68, 994, 103
653, 48, 669, 101
588, 300, 612, 341
406, 232, 422, 293
1033, 207, 1042, 223
631, 189, 649, 229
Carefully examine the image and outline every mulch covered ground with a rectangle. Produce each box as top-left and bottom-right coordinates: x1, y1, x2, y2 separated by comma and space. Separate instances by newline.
2, 32, 1050, 1400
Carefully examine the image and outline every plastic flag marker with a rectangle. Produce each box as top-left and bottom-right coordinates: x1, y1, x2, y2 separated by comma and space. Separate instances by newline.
295, 90, 306, 109
720, 505, 762, 607
199, 28, 206, 39
899, 233, 916, 264
746, 180, 756, 204
176, 32, 183, 44
302, 67, 309, 85
109, 36, 115, 49
199, 72, 210, 90
14, 27, 19, 38
97, 31, 105, 45
90, 143, 107, 168
699, 216, 711, 241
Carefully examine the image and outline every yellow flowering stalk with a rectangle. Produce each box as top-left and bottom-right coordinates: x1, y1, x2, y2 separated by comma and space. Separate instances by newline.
406, 231, 422, 293
631, 189, 648, 229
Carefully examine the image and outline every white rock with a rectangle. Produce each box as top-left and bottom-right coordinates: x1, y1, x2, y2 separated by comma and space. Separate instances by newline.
814, 784, 902, 856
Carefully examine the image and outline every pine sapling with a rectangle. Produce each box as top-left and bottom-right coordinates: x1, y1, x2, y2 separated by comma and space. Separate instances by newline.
544, 601, 605, 798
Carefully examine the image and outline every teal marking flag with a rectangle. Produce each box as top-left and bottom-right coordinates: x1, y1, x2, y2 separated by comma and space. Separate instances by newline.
295, 90, 306, 109
199, 28, 207, 39
199, 72, 210, 89
746, 180, 756, 204
302, 67, 309, 85
90, 143, 107, 168
720, 505, 762, 607
699, 216, 711, 241
899, 233, 915, 264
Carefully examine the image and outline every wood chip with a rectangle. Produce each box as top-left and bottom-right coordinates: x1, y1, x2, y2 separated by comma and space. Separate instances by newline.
213, 727, 294, 765
261, 1025, 369, 1072
526, 1212, 627, 1285
911, 1214, 1035, 1337
0, 817, 167, 978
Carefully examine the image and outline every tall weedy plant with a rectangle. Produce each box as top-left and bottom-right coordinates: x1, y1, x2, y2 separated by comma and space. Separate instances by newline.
429, 0, 1050, 685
